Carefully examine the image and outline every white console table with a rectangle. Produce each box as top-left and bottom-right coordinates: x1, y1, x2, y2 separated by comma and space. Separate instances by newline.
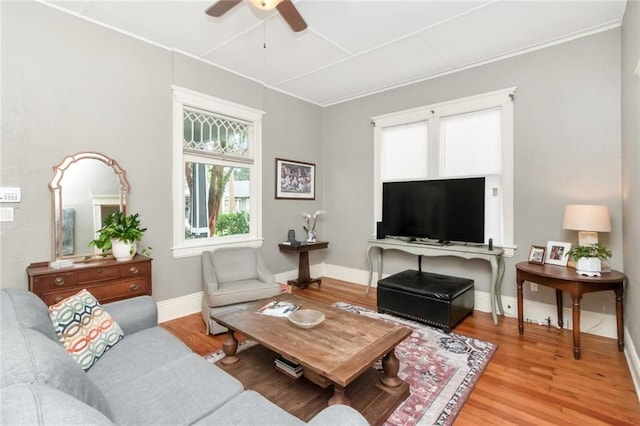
366, 238, 505, 325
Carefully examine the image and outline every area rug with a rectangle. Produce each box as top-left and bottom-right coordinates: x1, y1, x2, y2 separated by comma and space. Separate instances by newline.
205, 302, 497, 426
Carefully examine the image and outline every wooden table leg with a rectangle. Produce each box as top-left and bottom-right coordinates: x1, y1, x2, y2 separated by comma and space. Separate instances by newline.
328, 385, 350, 406
571, 294, 582, 360
556, 289, 564, 328
221, 330, 239, 365
517, 278, 524, 335
615, 286, 624, 352
380, 349, 402, 388
288, 251, 322, 290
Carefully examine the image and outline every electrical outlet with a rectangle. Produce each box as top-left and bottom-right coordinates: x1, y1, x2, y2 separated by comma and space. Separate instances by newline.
530, 283, 538, 292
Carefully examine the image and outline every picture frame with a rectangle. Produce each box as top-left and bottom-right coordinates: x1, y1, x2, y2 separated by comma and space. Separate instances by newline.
545, 241, 572, 266
528, 245, 546, 264
275, 158, 315, 200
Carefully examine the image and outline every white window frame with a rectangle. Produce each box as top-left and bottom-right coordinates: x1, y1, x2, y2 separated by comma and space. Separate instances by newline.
372, 87, 516, 257
172, 86, 265, 258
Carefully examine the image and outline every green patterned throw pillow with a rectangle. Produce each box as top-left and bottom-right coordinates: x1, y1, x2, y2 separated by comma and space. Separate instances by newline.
48, 289, 124, 371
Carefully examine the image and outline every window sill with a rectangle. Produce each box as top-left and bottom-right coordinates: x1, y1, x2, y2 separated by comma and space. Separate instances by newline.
171, 238, 263, 258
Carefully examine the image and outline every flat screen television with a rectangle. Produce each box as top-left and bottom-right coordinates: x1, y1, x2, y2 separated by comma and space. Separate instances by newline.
381, 177, 485, 244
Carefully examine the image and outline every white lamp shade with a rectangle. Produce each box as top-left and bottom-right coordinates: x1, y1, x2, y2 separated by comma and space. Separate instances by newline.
562, 204, 611, 232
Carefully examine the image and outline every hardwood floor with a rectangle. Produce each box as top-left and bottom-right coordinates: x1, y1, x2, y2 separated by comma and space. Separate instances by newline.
161, 278, 640, 425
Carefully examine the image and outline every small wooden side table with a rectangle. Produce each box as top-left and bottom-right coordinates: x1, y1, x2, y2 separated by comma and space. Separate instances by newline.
278, 241, 329, 289
515, 261, 625, 360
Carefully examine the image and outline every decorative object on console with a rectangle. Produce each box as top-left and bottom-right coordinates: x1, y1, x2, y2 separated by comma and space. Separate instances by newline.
302, 209, 324, 242
562, 204, 611, 245
544, 241, 571, 266
566, 243, 612, 277
89, 211, 148, 261
528, 245, 546, 264
275, 158, 315, 200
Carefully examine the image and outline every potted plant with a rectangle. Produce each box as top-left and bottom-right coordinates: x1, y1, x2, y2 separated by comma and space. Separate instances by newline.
89, 212, 147, 261
566, 243, 612, 276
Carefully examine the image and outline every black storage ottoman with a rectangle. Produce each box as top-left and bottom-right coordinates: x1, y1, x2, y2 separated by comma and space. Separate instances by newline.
377, 270, 474, 333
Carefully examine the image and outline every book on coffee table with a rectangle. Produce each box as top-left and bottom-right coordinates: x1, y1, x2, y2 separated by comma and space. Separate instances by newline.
257, 300, 300, 317
274, 356, 303, 378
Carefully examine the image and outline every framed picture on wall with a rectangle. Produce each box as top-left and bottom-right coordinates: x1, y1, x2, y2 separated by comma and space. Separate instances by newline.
528, 245, 546, 264
275, 158, 315, 200
545, 241, 572, 266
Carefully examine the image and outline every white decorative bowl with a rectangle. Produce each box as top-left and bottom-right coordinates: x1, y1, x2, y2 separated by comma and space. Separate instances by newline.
288, 309, 325, 329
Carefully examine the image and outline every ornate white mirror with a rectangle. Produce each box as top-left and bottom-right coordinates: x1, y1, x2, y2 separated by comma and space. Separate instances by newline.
50, 152, 129, 261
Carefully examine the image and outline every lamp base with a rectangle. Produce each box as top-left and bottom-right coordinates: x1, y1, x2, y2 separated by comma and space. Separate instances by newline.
577, 231, 598, 246
576, 270, 601, 277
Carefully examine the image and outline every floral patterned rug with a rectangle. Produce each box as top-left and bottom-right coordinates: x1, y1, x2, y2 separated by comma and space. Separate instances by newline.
205, 302, 497, 426
334, 302, 496, 426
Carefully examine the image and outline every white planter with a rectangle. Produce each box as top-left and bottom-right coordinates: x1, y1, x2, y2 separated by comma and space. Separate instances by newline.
111, 239, 136, 261
576, 257, 601, 277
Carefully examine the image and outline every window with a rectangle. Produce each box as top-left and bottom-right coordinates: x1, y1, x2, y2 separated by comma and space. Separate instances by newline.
372, 88, 515, 256
172, 86, 265, 258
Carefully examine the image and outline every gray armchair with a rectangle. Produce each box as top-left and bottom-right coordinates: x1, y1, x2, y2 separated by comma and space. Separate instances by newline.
201, 247, 282, 335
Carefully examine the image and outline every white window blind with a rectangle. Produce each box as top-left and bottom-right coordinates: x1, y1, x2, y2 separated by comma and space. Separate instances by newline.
440, 108, 502, 177
381, 121, 428, 181
372, 88, 515, 256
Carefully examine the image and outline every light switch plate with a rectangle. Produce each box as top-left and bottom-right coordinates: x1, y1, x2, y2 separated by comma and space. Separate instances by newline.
0, 207, 15, 222
0, 187, 21, 202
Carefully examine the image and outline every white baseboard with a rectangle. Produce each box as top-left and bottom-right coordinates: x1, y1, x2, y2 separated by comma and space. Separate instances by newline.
156, 263, 619, 338
157, 291, 203, 323
322, 263, 620, 338
155, 262, 639, 400
625, 329, 640, 402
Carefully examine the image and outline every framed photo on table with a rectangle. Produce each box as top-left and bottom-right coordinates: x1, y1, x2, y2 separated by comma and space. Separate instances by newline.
275, 158, 315, 200
528, 245, 546, 264
545, 241, 571, 266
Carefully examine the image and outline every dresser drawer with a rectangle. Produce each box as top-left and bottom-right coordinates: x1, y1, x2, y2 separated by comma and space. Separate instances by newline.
31, 272, 79, 292
87, 277, 151, 303
119, 261, 150, 277
42, 278, 151, 306
77, 267, 121, 284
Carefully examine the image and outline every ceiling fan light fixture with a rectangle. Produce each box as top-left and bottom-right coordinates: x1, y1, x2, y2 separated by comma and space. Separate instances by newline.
250, 0, 283, 11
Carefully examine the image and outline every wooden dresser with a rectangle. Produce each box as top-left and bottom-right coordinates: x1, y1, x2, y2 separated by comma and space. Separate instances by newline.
27, 255, 152, 306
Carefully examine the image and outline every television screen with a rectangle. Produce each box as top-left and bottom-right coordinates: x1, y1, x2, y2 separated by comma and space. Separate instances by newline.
381, 177, 485, 244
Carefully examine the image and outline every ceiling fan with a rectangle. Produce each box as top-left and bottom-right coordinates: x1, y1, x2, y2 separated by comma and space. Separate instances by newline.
205, 0, 307, 32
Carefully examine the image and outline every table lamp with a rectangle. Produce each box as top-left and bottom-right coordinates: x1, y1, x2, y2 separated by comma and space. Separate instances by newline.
562, 204, 611, 246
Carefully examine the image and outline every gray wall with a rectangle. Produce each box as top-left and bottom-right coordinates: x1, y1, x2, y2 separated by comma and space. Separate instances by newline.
0, 1, 323, 301
621, 0, 640, 356
323, 29, 623, 315
0, 0, 632, 325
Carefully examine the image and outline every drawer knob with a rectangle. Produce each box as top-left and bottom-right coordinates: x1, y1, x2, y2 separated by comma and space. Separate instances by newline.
54, 277, 65, 286
53, 296, 63, 303
129, 266, 139, 274
129, 284, 140, 291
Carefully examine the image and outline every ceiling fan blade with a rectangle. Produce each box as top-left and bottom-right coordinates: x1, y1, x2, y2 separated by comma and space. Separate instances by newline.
276, 0, 307, 32
205, 0, 242, 17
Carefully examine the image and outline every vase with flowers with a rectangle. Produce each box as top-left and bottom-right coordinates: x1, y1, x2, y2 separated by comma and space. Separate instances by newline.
302, 210, 325, 243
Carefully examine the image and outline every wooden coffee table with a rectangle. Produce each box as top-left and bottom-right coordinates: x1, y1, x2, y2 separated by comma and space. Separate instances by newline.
211, 294, 411, 423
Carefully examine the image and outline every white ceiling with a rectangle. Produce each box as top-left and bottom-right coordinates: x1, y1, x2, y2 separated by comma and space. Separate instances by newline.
42, 0, 627, 106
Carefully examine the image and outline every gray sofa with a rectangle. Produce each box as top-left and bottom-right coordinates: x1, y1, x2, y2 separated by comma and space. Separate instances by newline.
0, 289, 368, 425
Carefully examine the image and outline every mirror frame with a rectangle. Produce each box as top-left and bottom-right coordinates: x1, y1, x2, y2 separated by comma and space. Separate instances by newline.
50, 152, 130, 261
